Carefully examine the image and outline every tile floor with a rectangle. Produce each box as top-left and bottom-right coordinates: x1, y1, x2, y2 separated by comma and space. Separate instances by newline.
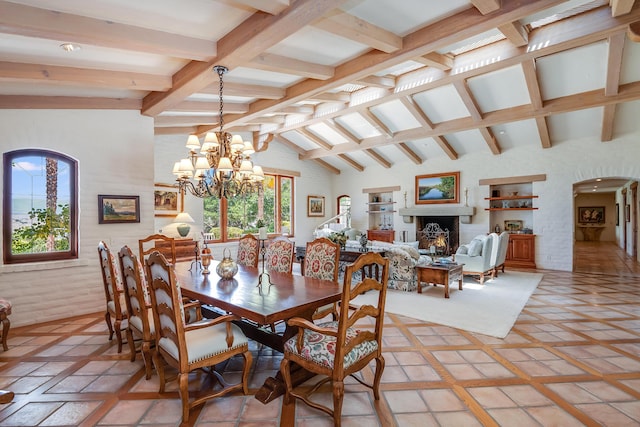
0, 241, 639, 426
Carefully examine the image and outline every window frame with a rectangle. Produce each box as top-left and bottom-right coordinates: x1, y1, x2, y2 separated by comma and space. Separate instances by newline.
3, 149, 79, 264
204, 172, 294, 243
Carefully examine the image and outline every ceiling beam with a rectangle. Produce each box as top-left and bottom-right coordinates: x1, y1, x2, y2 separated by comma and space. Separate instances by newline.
169, 101, 249, 114
338, 153, 365, 171
610, 0, 636, 17
325, 119, 361, 144
297, 128, 334, 150
225, 0, 291, 15
521, 59, 543, 110
0, 95, 140, 109
478, 127, 501, 155
453, 80, 483, 121
498, 21, 529, 46
535, 116, 552, 148
275, 134, 308, 154
359, 108, 393, 138
396, 142, 423, 165
354, 75, 395, 88
308, 92, 351, 102
601, 104, 617, 141
413, 52, 453, 70
311, 157, 341, 174
605, 31, 625, 96
250, 53, 335, 80
142, 0, 347, 116
199, 82, 285, 100
363, 148, 392, 168
470, 0, 501, 15
312, 10, 402, 53
0, 1, 216, 61
0, 61, 171, 91
154, 126, 199, 135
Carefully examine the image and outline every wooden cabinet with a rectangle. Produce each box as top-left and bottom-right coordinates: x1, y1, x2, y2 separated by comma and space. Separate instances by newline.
155, 238, 197, 262
505, 234, 536, 269
367, 229, 394, 243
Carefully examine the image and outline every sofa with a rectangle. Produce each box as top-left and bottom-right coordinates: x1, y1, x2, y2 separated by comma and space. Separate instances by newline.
454, 234, 496, 284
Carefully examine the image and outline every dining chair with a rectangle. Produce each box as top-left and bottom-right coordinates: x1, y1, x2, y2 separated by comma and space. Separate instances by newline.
303, 237, 340, 321
97, 241, 127, 353
145, 251, 252, 423
139, 234, 176, 265
118, 245, 155, 379
280, 252, 389, 427
237, 233, 259, 268
265, 236, 295, 274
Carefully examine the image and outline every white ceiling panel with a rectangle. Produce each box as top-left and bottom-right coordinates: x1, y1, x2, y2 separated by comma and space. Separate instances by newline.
537, 41, 607, 100
413, 85, 469, 123
308, 123, 349, 146
612, 100, 640, 137
491, 119, 543, 151
279, 131, 318, 151
548, 107, 603, 142
444, 129, 495, 156
621, 38, 640, 85
370, 99, 421, 132
334, 113, 381, 139
467, 65, 530, 113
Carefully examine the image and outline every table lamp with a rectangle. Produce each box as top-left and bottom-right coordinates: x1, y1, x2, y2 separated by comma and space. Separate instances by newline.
174, 212, 195, 237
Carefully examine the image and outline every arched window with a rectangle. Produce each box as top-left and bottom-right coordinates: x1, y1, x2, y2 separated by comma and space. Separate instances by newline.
3, 149, 78, 264
337, 194, 351, 226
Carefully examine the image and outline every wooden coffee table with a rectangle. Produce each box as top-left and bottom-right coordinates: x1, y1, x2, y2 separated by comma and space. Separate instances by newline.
416, 263, 464, 298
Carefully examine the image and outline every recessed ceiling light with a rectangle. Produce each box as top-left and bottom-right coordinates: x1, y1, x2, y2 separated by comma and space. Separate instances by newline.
499, 130, 505, 135
60, 43, 81, 52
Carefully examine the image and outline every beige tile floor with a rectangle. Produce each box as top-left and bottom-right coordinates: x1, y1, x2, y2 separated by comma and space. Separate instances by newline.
0, 241, 639, 426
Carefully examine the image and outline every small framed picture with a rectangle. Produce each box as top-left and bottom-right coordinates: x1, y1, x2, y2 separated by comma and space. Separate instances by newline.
504, 219, 523, 232
98, 195, 140, 224
154, 183, 183, 217
307, 195, 325, 217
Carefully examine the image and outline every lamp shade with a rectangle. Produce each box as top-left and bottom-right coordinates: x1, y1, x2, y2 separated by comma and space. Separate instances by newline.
186, 134, 200, 150
174, 212, 195, 224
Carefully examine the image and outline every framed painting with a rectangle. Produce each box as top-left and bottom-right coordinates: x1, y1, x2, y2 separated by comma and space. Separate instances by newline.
307, 195, 325, 217
504, 219, 523, 232
98, 195, 140, 224
578, 206, 605, 224
415, 171, 460, 204
154, 183, 183, 217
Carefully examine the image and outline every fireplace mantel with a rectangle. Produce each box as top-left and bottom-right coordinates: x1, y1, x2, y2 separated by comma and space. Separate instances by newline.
399, 206, 475, 224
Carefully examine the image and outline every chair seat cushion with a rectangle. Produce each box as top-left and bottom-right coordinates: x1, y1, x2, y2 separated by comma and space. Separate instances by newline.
159, 320, 248, 364
284, 321, 378, 370
0, 299, 11, 315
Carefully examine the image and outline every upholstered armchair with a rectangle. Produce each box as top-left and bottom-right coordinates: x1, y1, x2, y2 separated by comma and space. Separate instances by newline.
492, 232, 510, 277
454, 234, 495, 284
386, 246, 425, 292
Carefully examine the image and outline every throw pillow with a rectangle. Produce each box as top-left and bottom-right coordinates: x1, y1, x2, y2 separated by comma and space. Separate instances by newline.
399, 245, 420, 260
468, 239, 483, 256
456, 245, 468, 255
393, 240, 419, 249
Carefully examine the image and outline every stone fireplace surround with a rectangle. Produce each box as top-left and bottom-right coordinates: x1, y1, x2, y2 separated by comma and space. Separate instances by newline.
398, 206, 475, 255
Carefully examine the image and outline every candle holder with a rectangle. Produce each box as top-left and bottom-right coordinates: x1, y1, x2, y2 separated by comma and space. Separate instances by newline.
201, 252, 212, 274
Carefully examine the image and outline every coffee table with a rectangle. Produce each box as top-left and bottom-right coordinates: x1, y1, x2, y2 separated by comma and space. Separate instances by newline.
416, 263, 464, 298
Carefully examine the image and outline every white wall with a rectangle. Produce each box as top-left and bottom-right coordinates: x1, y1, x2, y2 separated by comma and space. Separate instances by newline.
0, 110, 156, 327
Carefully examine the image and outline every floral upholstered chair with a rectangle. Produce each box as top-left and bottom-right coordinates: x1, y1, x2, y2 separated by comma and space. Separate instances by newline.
386, 245, 426, 292
237, 234, 259, 268
265, 236, 295, 274
303, 238, 340, 321
97, 241, 128, 353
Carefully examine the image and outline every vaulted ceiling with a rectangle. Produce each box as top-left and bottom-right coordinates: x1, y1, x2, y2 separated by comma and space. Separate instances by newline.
1, 0, 639, 181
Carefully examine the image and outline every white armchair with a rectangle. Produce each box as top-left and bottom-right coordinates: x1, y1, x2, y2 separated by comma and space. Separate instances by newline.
492, 232, 510, 277
454, 234, 495, 284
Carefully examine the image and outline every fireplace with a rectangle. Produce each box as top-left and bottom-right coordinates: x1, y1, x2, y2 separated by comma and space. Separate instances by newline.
416, 216, 459, 255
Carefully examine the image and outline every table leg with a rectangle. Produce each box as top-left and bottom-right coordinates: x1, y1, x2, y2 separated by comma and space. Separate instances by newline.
458, 277, 463, 290
444, 274, 450, 298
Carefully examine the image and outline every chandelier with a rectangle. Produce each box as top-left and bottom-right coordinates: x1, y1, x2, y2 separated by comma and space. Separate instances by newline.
172, 65, 264, 199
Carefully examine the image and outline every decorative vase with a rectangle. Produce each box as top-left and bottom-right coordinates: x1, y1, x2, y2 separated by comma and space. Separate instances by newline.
177, 224, 190, 237
201, 249, 212, 274
216, 248, 238, 279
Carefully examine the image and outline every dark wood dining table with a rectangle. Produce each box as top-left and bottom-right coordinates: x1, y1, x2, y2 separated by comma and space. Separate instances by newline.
173, 260, 342, 405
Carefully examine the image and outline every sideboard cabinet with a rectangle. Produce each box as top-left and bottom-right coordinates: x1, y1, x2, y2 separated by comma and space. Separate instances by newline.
505, 234, 536, 269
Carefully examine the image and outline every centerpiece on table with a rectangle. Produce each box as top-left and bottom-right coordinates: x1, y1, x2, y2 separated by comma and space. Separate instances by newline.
328, 230, 347, 250
256, 218, 267, 240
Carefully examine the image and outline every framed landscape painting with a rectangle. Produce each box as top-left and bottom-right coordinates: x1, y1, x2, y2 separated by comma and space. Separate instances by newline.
98, 195, 140, 224
154, 183, 182, 217
415, 172, 460, 204
307, 195, 325, 217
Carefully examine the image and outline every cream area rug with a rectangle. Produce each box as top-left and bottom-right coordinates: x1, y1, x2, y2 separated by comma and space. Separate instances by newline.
352, 271, 543, 339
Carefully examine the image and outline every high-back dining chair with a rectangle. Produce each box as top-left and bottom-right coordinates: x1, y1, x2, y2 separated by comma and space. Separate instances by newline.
303, 237, 340, 320
145, 251, 252, 424
237, 234, 259, 268
280, 252, 389, 427
97, 241, 127, 353
139, 234, 176, 265
265, 236, 295, 274
118, 245, 155, 379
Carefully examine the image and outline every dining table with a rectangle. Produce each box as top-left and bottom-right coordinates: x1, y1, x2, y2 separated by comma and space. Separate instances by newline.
173, 260, 342, 406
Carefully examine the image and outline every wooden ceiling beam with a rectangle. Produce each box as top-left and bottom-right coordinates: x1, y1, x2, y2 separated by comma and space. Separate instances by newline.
453, 80, 483, 121
363, 148, 392, 168
312, 10, 402, 53
432, 135, 458, 160
360, 108, 393, 138
154, 126, 199, 135
199, 82, 285, 100
396, 142, 423, 165
521, 59, 543, 110
605, 31, 625, 96
354, 75, 395, 88
142, 0, 346, 116
0, 0, 216, 60
0, 61, 170, 91
470, 0, 501, 15
250, 53, 334, 80
297, 128, 333, 150
601, 104, 617, 141
226, 0, 291, 15
478, 127, 501, 155
311, 157, 341, 174
610, 0, 636, 17
535, 116, 551, 148
498, 21, 529, 46
0, 95, 140, 109
413, 52, 453, 70
275, 134, 309, 154
169, 101, 249, 114
326, 119, 361, 144
338, 153, 365, 171
308, 92, 351, 102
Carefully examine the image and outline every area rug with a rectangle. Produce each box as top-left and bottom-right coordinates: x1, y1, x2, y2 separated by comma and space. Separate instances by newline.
352, 271, 543, 338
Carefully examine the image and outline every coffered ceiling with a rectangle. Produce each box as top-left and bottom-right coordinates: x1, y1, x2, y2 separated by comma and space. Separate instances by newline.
1, 0, 639, 182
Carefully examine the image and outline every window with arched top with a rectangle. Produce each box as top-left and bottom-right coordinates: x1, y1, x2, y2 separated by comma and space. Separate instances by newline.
3, 149, 78, 264
337, 195, 351, 226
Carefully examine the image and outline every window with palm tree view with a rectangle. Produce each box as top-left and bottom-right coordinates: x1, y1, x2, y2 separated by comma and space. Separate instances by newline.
203, 174, 293, 241
3, 149, 78, 264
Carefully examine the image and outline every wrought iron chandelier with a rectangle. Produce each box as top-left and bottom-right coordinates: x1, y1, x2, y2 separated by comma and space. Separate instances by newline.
173, 65, 264, 199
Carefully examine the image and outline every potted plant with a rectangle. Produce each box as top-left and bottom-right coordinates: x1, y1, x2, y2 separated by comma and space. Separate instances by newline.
256, 219, 267, 239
